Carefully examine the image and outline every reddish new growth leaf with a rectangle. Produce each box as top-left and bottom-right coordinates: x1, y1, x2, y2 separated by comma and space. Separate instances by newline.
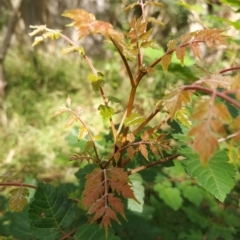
62, 9, 124, 42
82, 167, 138, 235
188, 122, 219, 164
164, 89, 191, 119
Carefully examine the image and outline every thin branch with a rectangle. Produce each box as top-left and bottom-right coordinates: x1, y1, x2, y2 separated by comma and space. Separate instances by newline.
218, 130, 240, 143
0, 182, 37, 189
127, 154, 180, 175
182, 85, 240, 109
122, 86, 137, 142
59, 33, 117, 140
68, 109, 102, 167
132, 109, 161, 136
219, 66, 240, 74
60, 228, 79, 240
99, 87, 117, 140
110, 37, 135, 87
146, 40, 206, 75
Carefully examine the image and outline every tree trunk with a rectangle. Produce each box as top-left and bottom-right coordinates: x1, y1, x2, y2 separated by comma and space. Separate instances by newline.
0, 0, 23, 102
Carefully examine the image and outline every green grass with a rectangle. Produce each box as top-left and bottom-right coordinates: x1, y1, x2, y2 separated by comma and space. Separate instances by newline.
1, 49, 96, 181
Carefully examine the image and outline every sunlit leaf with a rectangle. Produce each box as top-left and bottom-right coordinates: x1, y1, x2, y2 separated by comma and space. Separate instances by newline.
147, 17, 164, 26
88, 74, 105, 91
62, 9, 124, 42
167, 39, 177, 51
164, 89, 191, 119
176, 47, 186, 66
161, 54, 172, 73
127, 133, 135, 143
29, 25, 47, 37
127, 146, 135, 160
188, 122, 219, 164
78, 126, 88, 140
114, 152, 121, 162
214, 103, 232, 124
98, 105, 115, 120
52, 106, 68, 117
9, 187, 29, 212
64, 115, 76, 128
191, 96, 211, 121
139, 144, 149, 161
180, 148, 236, 202
66, 95, 71, 107
180, 32, 193, 44
124, 3, 139, 12
190, 42, 201, 59
32, 36, 44, 47
61, 45, 84, 55
139, 28, 153, 42
175, 108, 191, 128
84, 141, 94, 152
141, 128, 155, 141
124, 113, 145, 126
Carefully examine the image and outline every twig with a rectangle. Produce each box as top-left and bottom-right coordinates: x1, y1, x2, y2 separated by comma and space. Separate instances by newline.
182, 85, 240, 109
0, 182, 37, 189
218, 131, 240, 143
110, 37, 135, 87
127, 154, 180, 175
68, 109, 102, 167
219, 66, 240, 74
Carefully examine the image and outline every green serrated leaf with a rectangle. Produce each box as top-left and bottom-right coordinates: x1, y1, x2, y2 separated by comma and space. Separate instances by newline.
182, 185, 203, 207
182, 206, 210, 228
29, 183, 76, 240
153, 183, 183, 211
124, 113, 145, 126
180, 148, 236, 202
98, 104, 115, 120
88, 73, 105, 91
74, 224, 120, 240
128, 173, 144, 213
10, 205, 34, 239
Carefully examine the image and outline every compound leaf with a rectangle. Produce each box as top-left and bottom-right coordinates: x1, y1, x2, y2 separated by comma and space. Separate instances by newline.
10, 205, 34, 239
29, 183, 76, 240
164, 89, 191, 119
180, 148, 236, 202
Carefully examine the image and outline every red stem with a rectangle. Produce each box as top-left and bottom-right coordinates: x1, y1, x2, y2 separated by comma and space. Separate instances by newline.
182, 85, 240, 109
0, 182, 37, 189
